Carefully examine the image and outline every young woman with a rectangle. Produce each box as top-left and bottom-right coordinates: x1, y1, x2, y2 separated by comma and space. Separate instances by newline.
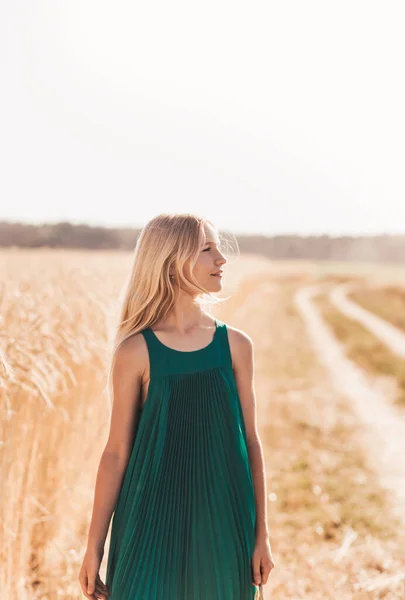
78, 213, 275, 599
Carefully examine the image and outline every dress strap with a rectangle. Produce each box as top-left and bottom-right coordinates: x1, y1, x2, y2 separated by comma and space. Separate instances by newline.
213, 319, 233, 371
139, 327, 163, 379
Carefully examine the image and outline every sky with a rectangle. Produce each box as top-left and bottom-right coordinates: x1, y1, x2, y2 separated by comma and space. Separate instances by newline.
1, 1, 404, 236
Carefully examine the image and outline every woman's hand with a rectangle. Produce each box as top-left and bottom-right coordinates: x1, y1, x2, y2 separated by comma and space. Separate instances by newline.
78, 547, 110, 599
251, 534, 275, 587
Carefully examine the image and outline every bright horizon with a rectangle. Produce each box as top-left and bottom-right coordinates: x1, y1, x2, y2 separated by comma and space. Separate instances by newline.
1, 1, 404, 236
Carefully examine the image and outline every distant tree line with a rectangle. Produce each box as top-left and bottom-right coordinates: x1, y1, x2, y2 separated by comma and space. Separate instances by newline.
1, 220, 405, 263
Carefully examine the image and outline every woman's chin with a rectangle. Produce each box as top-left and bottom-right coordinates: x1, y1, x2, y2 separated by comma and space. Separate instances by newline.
208, 278, 223, 290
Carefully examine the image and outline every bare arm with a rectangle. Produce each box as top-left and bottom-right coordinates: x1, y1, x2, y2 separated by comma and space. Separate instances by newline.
230, 328, 270, 542
86, 333, 145, 553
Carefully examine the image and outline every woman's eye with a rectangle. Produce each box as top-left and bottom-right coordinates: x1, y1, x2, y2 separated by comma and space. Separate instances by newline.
202, 246, 224, 253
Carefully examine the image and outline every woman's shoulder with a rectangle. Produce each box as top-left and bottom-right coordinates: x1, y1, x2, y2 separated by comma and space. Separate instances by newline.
216, 319, 253, 355
114, 331, 149, 375
215, 315, 251, 341
216, 320, 253, 370
225, 323, 253, 346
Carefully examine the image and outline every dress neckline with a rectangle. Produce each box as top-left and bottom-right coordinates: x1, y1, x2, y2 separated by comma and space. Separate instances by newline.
148, 319, 218, 354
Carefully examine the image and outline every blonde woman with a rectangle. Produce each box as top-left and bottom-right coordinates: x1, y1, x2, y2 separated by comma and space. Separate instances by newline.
78, 213, 275, 599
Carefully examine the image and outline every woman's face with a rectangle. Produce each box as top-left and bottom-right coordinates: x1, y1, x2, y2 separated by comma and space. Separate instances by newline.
192, 224, 227, 292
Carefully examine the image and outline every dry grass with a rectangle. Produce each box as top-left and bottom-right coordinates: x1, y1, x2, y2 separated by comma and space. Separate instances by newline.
0, 249, 133, 599
1, 250, 405, 599
315, 291, 405, 407
349, 286, 405, 332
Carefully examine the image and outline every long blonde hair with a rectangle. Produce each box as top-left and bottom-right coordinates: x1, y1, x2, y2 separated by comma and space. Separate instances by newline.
105, 213, 235, 409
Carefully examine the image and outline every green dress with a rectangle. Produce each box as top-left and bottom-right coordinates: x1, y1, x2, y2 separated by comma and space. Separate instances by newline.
105, 318, 258, 599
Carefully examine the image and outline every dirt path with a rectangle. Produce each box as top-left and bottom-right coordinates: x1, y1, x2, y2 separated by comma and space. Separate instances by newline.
329, 283, 405, 358
295, 284, 405, 521
215, 276, 405, 598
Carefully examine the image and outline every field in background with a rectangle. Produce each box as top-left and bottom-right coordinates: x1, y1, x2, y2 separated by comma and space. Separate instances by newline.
350, 287, 405, 332
1, 249, 405, 599
315, 292, 405, 407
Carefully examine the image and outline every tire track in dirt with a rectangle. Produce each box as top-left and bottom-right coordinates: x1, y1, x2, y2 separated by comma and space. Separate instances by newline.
218, 275, 405, 597
295, 284, 405, 521
329, 283, 405, 358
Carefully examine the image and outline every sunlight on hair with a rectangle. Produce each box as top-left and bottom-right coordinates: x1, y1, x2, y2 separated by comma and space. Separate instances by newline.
104, 213, 240, 410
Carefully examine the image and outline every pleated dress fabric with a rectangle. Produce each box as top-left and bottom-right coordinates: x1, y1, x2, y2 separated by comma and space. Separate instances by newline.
105, 318, 258, 599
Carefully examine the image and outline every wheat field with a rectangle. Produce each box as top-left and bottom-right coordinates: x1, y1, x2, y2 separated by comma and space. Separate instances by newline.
1, 249, 405, 599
